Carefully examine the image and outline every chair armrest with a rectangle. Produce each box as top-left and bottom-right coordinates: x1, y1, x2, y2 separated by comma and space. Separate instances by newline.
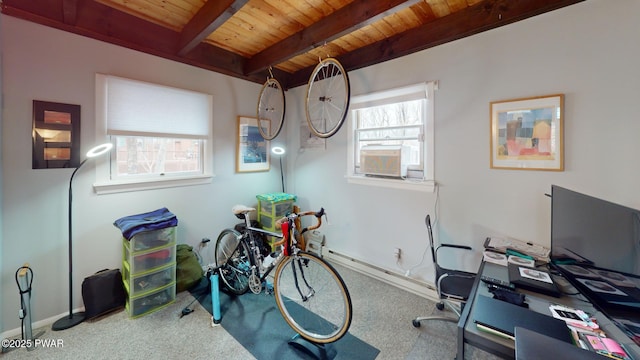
438, 272, 477, 285
439, 244, 472, 251
435, 244, 476, 276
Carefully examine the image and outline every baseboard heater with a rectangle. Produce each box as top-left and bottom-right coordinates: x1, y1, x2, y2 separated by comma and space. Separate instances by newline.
322, 248, 438, 301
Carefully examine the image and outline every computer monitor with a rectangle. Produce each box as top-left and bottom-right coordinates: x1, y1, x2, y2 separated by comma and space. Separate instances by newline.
550, 185, 640, 312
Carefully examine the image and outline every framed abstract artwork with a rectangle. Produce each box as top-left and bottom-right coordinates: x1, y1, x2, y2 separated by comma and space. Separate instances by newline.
490, 94, 564, 171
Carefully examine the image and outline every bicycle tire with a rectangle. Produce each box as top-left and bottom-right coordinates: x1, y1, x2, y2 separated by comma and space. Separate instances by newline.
273, 252, 352, 344
257, 77, 286, 140
305, 58, 350, 139
214, 229, 251, 295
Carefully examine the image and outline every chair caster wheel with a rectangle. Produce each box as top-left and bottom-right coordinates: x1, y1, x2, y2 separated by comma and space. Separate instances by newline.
412, 319, 421, 328
436, 302, 445, 311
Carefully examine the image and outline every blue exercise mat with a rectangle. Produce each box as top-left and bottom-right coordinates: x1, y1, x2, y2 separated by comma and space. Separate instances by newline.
190, 278, 379, 359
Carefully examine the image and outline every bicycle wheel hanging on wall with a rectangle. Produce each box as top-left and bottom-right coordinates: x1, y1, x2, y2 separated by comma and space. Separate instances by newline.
305, 57, 351, 138
257, 68, 286, 140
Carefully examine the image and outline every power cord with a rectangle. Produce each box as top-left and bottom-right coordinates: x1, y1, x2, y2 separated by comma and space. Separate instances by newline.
15, 266, 33, 340
398, 182, 440, 277
179, 294, 199, 318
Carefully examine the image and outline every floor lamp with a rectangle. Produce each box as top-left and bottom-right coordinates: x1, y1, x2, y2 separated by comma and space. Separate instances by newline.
52, 143, 113, 331
272, 146, 286, 193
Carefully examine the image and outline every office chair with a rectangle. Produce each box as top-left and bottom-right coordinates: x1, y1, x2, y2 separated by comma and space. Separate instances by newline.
412, 214, 477, 327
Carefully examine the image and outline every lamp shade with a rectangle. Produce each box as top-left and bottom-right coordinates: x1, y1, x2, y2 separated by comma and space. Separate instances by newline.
86, 143, 113, 158
272, 146, 285, 156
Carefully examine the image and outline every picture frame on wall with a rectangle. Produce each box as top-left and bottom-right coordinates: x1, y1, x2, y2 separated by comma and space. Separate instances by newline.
236, 116, 270, 173
32, 100, 81, 169
490, 94, 564, 171
300, 120, 326, 150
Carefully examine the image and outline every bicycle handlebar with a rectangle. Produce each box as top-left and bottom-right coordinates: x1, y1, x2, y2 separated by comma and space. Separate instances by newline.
274, 207, 325, 235
271, 208, 324, 249
306, 207, 325, 231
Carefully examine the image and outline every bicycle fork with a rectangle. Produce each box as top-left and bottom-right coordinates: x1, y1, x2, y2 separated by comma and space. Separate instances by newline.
291, 257, 315, 302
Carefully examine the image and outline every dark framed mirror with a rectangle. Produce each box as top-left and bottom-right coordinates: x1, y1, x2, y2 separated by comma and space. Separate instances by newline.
32, 100, 81, 169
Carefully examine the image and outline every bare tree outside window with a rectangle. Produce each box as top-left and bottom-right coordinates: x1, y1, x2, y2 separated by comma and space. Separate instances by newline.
348, 82, 435, 189
354, 99, 424, 170
115, 136, 202, 177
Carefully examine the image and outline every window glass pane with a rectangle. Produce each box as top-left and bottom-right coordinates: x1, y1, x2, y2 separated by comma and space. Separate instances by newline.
357, 126, 421, 141
354, 98, 424, 170
357, 99, 423, 128
113, 136, 202, 178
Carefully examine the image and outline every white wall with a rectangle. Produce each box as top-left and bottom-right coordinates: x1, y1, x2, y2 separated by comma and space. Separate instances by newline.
0, 13, 5, 333
2, 0, 640, 333
286, 0, 640, 280
0, 17, 281, 332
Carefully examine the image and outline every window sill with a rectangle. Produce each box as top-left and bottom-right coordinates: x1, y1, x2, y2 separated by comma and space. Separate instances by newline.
346, 174, 435, 192
93, 175, 213, 195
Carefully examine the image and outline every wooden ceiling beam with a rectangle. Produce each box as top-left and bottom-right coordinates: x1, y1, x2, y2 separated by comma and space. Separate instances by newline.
1, 0, 262, 83
181, 42, 292, 85
1, 0, 63, 23
62, 0, 79, 25
2, 0, 586, 89
243, 0, 423, 76
285, 0, 585, 88
177, 0, 249, 56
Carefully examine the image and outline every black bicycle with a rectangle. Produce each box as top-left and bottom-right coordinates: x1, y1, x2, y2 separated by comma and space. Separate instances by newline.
214, 205, 352, 344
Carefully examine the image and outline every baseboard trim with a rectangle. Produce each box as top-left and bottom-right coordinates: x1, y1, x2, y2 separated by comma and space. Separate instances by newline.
1, 307, 84, 339
322, 248, 439, 302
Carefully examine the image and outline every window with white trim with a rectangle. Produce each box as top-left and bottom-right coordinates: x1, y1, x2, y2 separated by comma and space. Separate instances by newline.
347, 82, 435, 192
94, 74, 213, 194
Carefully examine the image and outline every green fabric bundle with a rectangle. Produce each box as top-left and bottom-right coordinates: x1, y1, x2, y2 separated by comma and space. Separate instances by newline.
176, 244, 204, 293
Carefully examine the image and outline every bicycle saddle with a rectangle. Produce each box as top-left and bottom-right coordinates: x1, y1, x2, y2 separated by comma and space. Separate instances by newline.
232, 204, 255, 215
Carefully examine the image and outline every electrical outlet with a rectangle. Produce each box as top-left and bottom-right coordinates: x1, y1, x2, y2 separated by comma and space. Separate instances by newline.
394, 247, 401, 259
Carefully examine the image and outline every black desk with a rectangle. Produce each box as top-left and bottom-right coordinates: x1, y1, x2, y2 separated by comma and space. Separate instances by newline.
514, 327, 604, 360
457, 261, 640, 359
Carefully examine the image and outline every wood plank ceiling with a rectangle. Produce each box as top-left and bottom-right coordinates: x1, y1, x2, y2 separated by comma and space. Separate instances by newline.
2, 0, 584, 89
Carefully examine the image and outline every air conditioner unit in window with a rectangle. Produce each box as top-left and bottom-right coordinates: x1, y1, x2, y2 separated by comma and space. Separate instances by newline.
360, 145, 409, 178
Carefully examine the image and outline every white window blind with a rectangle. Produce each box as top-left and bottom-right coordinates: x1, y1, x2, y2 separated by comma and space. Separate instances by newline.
99, 74, 212, 139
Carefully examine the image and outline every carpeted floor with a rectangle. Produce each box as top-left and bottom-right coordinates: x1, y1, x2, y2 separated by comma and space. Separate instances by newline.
1, 263, 501, 359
